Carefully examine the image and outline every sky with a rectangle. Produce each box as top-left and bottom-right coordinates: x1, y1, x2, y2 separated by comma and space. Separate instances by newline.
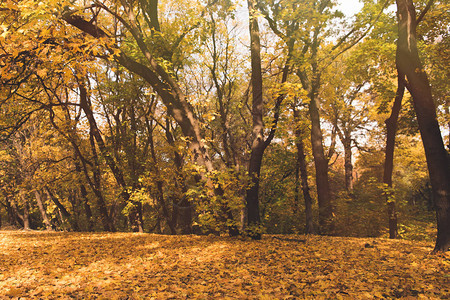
337, 0, 364, 17
234, 0, 366, 24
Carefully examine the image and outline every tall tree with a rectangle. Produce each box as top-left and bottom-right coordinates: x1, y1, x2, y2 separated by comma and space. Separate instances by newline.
293, 104, 315, 234
245, 0, 265, 238
395, 0, 450, 252
383, 75, 405, 239
245, 0, 292, 238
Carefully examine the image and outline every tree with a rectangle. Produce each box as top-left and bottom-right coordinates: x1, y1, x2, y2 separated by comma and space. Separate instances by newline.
321, 57, 370, 194
61, 0, 215, 177
258, 0, 383, 233
245, 0, 265, 238
293, 103, 315, 234
395, 0, 450, 252
245, 0, 293, 238
0, 0, 447, 241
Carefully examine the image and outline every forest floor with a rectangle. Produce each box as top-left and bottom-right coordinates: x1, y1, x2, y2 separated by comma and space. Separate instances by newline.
0, 231, 449, 299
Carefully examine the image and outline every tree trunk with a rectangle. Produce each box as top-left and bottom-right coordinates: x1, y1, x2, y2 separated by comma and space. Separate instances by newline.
20, 193, 30, 230
48, 107, 97, 231
4, 194, 18, 227
45, 187, 79, 231
336, 127, 354, 193
246, 149, 264, 239
148, 118, 177, 234
73, 151, 93, 231
57, 209, 65, 231
296, 29, 334, 235
5, 197, 13, 225
164, 119, 189, 233
396, 0, 450, 252
88, 127, 116, 232
383, 75, 405, 239
245, 0, 265, 239
299, 138, 316, 235
446, 106, 450, 151
125, 101, 144, 233
309, 87, 334, 234
80, 83, 130, 202
293, 107, 316, 234
79, 184, 93, 231
81, 82, 144, 232
67, 190, 80, 227
245, 0, 292, 238
8, 197, 23, 227
80, 82, 126, 231
34, 190, 52, 231
342, 136, 354, 192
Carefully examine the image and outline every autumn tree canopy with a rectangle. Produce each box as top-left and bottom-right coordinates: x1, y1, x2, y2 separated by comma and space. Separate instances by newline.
0, 0, 448, 252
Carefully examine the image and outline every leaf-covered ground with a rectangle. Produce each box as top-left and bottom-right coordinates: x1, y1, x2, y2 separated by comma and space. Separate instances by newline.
0, 231, 448, 299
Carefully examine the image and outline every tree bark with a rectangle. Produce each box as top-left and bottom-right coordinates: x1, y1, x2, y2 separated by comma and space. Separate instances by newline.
163, 119, 189, 233
309, 83, 334, 234
67, 190, 80, 229
245, 0, 266, 239
78, 181, 93, 231
20, 193, 30, 230
342, 135, 354, 192
34, 190, 52, 231
293, 107, 316, 234
47, 106, 98, 231
80, 83, 129, 200
336, 126, 354, 193
383, 75, 405, 239
124, 101, 145, 233
87, 125, 117, 232
45, 187, 80, 231
148, 118, 177, 234
296, 29, 334, 235
396, 0, 450, 252
7, 197, 23, 227
5, 197, 13, 226
3, 194, 18, 227
245, 0, 292, 238
70, 138, 92, 231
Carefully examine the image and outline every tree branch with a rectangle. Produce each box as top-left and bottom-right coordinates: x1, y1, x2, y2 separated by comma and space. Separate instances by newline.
416, 0, 434, 24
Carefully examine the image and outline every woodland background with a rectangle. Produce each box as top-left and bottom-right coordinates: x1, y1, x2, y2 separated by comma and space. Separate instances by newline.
0, 0, 448, 246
